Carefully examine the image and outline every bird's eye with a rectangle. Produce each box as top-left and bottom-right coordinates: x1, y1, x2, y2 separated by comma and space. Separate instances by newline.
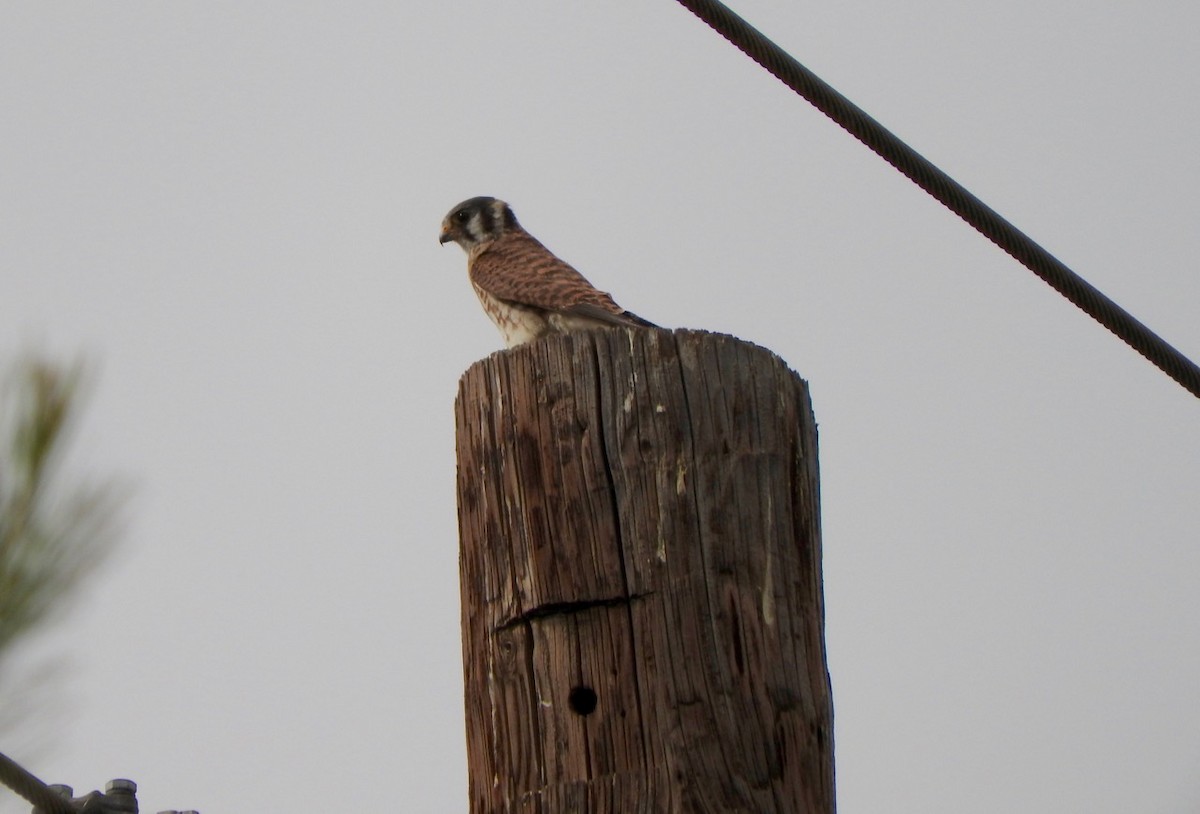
455, 210, 470, 223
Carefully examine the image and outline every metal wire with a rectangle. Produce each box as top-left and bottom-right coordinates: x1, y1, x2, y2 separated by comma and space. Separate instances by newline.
0, 750, 78, 814
673, 0, 1200, 400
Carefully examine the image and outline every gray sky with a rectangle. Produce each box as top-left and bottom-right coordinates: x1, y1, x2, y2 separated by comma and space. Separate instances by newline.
2, 1, 1198, 812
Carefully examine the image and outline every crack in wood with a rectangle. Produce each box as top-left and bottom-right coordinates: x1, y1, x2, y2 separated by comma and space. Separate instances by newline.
494, 593, 654, 633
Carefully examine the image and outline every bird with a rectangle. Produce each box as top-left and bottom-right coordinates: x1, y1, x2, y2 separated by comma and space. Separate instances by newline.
439, 196, 656, 348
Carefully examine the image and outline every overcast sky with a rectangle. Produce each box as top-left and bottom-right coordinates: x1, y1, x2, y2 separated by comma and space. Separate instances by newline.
2, 2, 1198, 812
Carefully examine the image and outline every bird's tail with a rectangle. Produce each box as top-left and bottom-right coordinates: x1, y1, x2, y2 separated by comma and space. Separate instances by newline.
620, 310, 658, 329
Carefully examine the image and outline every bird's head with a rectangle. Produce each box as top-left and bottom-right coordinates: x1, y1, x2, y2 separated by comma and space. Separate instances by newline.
439, 196, 519, 252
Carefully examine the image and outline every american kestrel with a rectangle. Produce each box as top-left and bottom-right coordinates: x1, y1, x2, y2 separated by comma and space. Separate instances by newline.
439, 196, 656, 347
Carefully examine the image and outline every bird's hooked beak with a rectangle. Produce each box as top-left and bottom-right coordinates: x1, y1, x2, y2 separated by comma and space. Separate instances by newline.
439, 224, 454, 245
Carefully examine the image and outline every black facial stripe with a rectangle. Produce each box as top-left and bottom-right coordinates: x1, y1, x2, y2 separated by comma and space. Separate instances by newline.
479, 204, 495, 237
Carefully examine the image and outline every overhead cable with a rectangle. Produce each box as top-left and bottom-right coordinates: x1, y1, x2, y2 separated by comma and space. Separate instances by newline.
673, 0, 1200, 400
0, 750, 77, 814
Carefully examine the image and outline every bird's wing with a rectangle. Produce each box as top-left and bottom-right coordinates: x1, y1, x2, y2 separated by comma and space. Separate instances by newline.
470, 230, 636, 321
567, 302, 658, 328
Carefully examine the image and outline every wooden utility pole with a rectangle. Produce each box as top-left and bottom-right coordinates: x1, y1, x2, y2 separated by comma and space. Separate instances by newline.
455, 329, 833, 814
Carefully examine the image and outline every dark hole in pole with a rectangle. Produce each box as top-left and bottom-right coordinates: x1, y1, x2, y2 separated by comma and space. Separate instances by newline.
568, 685, 598, 716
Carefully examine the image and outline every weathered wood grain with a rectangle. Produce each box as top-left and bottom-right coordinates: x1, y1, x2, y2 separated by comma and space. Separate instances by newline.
455, 329, 832, 813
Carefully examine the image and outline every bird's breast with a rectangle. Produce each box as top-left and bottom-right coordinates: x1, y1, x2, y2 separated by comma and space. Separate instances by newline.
471, 283, 548, 348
